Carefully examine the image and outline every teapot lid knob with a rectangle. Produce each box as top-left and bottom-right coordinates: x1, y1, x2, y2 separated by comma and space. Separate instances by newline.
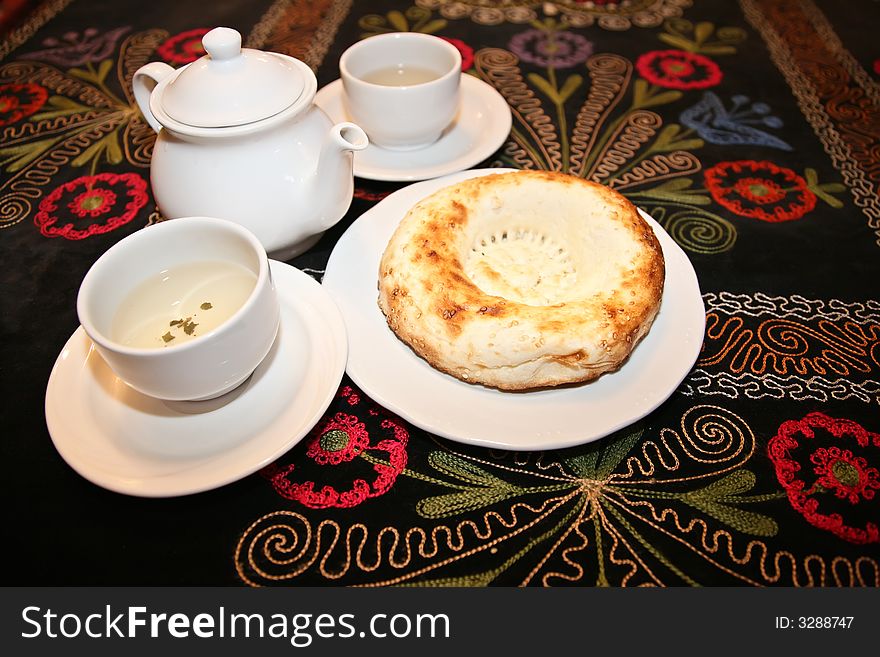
158, 26, 308, 128
202, 27, 241, 62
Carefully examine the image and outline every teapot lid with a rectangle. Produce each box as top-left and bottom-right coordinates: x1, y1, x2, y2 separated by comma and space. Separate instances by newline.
160, 27, 305, 128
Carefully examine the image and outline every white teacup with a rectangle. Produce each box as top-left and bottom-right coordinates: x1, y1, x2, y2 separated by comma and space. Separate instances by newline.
340, 32, 461, 151
77, 217, 280, 401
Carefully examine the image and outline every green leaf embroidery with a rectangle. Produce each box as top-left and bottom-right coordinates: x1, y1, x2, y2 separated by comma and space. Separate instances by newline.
694, 22, 715, 46
691, 469, 758, 497
386, 10, 408, 32
632, 79, 683, 109
679, 471, 779, 536
416, 19, 447, 34
557, 74, 583, 104
105, 131, 123, 164
30, 95, 90, 121
696, 45, 737, 56
657, 34, 697, 51
427, 451, 508, 488
417, 486, 520, 519
565, 426, 645, 480
71, 131, 123, 168
564, 448, 600, 479
627, 178, 711, 206
652, 124, 705, 153
595, 426, 645, 478
398, 571, 498, 587
0, 136, 60, 172
804, 168, 846, 208
97, 59, 113, 83
658, 19, 746, 55
527, 73, 559, 103
68, 67, 96, 84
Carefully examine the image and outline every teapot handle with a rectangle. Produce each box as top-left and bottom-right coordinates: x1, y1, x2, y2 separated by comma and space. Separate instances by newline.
133, 62, 175, 133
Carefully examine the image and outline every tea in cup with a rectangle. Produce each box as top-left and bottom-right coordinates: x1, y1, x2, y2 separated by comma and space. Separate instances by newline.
77, 217, 280, 401
339, 32, 461, 151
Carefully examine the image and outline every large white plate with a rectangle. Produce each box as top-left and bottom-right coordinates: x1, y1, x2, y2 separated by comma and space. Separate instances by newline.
315, 75, 512, 182
45, 261, 347, 497
323, 169, 705, 451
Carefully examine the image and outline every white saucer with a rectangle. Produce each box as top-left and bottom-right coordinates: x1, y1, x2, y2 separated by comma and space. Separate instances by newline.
323, 169, 706, 452
314, 75, 512, 182
45, 260, 347, 497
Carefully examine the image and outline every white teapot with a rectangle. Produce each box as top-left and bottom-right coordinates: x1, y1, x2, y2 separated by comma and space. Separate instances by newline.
133, 27, 368, 260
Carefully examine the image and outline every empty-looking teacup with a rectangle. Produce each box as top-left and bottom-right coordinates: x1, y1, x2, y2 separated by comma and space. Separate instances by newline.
340, 32, 461, 151
77, 217, 280, 401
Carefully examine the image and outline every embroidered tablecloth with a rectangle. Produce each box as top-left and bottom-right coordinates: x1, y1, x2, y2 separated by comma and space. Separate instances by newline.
2, 0, 878, 586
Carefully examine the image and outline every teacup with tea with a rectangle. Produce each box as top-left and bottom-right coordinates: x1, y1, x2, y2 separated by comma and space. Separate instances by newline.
77, 217, 280, 401
339, 32, 461, 151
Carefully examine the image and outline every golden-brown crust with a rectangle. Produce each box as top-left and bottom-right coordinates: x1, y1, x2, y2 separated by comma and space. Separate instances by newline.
378, 171, 665, 390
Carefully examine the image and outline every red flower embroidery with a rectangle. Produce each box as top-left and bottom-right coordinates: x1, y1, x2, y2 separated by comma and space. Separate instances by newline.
69, 187, 117, 218
0, 83, 49, 126
636, 49, 722, 90
440, 37, 474, 71
34, 173, 149, 240
731, 177, 786, 205
353, 187, 392, 202
157, 28, 210, 66
704, 160, 817, 222
266, 387, 409, 509
768, 412, 880, 544
811, 447, 878, 505
306, 413, 369, 466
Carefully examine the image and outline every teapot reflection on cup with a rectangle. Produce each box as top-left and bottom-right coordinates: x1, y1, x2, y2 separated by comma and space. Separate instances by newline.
339, 32, 462, 151
133, 27, 368, 260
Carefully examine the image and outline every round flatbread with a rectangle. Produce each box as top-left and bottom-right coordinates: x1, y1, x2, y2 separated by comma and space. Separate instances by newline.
378, 170, 665, 390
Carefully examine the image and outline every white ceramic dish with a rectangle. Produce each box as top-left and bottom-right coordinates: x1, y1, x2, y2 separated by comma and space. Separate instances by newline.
339, 32, 462, 150
45, 260, 347, 497
133, 27, 368, 261
76, 216, 281, 402
322, 169, 706, 451
314, 75, 512, 182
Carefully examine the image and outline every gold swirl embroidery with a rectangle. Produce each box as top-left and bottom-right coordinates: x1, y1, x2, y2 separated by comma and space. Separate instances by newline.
0, 61, 116, 111
611, 405, 753, 485
416, 0, 691, 31
569, 53, 631, 177
612, 151, 702, 189
600, 497, 879, 586
474, 48, 562, 171
1, 119, 124, 228
799, 0, 880, 106
0, 193, 30, 230
0, 31, 172, 228
236, 495, 577, 586
701, 314, 880, 376
235, 405, 878, 587
632, 203, 736, 255
302, 0, 355, 70
246, 0, 353, 70
0, 0, 75, 61
119, 31, 168, 167
740, 0, 880, 247
687, 293, 880, 404
590, 110, 662, 182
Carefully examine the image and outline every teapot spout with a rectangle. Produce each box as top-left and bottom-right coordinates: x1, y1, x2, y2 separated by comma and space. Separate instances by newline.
312, 122, 368, 230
